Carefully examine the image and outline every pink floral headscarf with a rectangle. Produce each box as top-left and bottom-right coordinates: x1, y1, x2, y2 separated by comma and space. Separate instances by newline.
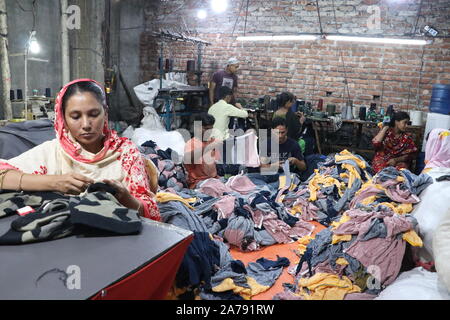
54, 78, 120, 163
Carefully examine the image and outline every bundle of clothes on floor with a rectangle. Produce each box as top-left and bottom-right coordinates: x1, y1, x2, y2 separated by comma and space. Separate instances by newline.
150, 142, 433, 300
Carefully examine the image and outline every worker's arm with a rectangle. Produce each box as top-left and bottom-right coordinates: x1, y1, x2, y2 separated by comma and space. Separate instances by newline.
373, 126, 389, 144
183, 139, 222, 165
209, 81, 216, 107
226, 105, 248, 118
1, 170, 94, 195
289, 157, 307, 172
388, 153, 417, 166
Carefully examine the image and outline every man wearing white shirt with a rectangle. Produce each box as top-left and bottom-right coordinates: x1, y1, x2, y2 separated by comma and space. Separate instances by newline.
208, 86, 248, 141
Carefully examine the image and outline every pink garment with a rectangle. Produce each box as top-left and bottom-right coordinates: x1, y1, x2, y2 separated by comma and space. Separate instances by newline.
262, 212, 293, 244
313, 260, 347, 277
289, 220, 315, 239
344, 293, 377, 300
273, 290, 304, 300
225, 175, 256, 195
231, 131, 261, 167
244, 205, 264, 229
384, 184, 420, 203
425, 128, 450, 169
344, 236, 406, 287
339, 210, 414, 287
197, 178, 233, 197
349, 186, 383, 209
333, 209, 390, 236
293, 197, 320, 222
214, 195, 236, 219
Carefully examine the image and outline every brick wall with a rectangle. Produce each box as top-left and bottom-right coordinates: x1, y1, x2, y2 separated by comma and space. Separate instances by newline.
140, 0, 450, 111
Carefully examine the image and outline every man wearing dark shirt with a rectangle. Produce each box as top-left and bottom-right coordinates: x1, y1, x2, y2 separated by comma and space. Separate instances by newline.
261, 117, 307, 175
246, 118, 307, 188
209, 57, 240, 106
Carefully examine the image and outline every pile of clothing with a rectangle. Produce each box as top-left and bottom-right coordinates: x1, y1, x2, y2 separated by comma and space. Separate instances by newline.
0, 183, 142, 245
273, 162, 433, 300
156, 149, 433, 300
156, 172, 315, 299
280, 149, 374, 225
139, 140, 187, 191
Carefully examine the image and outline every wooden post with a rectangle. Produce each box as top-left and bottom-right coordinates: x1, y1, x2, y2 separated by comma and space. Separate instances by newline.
0, 0, 12, 120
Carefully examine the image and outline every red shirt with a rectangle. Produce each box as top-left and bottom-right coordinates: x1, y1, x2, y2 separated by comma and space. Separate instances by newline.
184, 138, 219, 188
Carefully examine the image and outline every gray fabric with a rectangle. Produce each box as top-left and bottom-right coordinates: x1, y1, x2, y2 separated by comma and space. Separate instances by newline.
214, 239, 234, 268
360, 218, 388, 241
334, 178, 362, 213
158, 201, 209, 233
0, 119, 55, 159
256, 229, 277, 246
210, 261, 250, 289
309, 228, 333, 266
246, 261, 284, 287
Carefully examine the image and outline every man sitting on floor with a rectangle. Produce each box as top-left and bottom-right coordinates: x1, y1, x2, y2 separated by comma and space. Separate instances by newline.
183, 114, 222, 189
247, 117, 307, 188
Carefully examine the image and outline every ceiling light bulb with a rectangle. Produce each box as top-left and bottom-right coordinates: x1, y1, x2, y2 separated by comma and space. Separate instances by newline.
211, 0, 228, 13
197, 9, 207, 19
29, 38, 41, 54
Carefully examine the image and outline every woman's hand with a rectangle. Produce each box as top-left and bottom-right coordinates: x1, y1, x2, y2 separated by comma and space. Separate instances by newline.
103, 179, 131, 203
53, 173, 94, 195
387, 158, 397, 167
103, 179, 140, 212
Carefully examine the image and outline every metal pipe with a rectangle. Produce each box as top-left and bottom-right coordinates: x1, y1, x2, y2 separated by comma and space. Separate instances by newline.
0, 0, 12, 120
61, 0, 70, 84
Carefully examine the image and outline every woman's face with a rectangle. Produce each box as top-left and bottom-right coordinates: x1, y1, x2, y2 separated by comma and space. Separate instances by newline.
64, 91, 106, 154
395, 119, 409, 133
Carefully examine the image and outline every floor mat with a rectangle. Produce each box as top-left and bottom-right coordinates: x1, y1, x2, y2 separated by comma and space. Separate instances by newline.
230, 221, 326, 300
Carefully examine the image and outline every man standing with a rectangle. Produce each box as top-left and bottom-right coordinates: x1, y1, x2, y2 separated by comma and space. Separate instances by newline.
208, 86, 248, 141
209, 57, 240, 106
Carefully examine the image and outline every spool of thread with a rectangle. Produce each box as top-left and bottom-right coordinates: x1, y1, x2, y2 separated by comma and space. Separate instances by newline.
341, 105, 348, 119
410, 110, 424, 126
317, 99, 323, 111
187, 60, 196, 72
45, 88, 51, 98
346, 105, 354, 120
359, 106, 367, 120
165, 59, 173, 71
326, 104, 336, 116
17, 89, 23, 100
353, 106, 359, 119
10, 90, 15, 101
158, 57, 163, 71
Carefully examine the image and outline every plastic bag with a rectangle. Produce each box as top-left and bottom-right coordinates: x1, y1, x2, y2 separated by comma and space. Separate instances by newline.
375, 267, 450, 300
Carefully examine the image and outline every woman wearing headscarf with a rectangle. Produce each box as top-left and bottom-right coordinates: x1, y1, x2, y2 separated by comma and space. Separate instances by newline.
0, 79, 160, 221
424, 128, 450, 169
372, 111, 418, 173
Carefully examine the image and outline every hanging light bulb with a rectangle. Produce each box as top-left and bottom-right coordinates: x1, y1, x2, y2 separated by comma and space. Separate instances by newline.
211, 0, 227, 13
28, 31, 41, 54
197, 9, 207, 19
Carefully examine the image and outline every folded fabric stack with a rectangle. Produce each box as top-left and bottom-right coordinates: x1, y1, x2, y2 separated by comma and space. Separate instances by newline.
274, 164, 433, 300
0, 188, 142, 245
